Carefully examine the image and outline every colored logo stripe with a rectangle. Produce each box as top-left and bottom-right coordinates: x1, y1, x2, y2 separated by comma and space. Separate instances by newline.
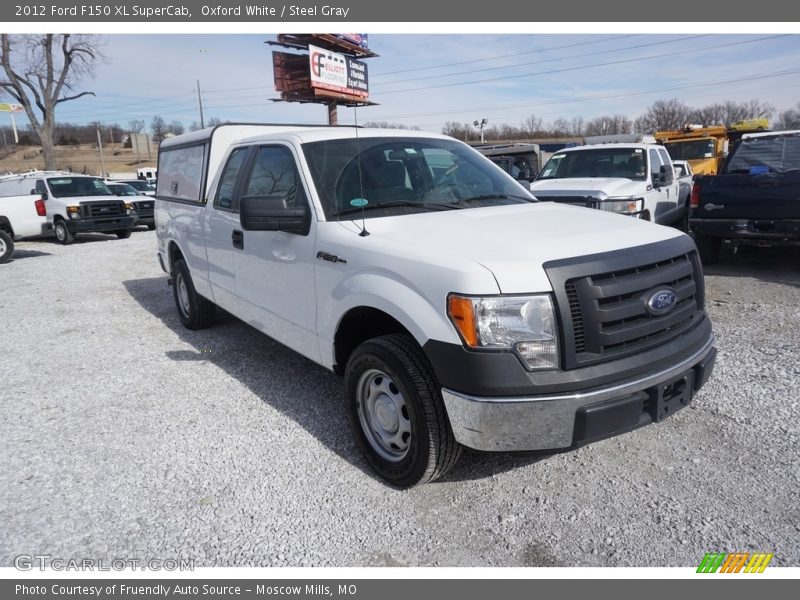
697, 552, 773, 573
745, 553, 773, 573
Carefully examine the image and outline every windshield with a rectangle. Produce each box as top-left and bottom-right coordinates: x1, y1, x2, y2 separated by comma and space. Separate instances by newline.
723, 134, 800, 174
302, 137, 534, 220
108, 184, 138, 196
536, 148, 647, 181
46, 177, 113, 198
664, 139, 716, 160
125, 180, 155, 192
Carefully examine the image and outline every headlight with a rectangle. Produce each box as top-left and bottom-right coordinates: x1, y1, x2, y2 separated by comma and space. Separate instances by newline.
597, 197, 643, 215
124, 202, 134, 215
447, 294, 560, 370
66, 205, 81, 219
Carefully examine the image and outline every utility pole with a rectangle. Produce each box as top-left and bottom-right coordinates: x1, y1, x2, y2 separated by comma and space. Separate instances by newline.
197, 80, 205, 129
96, 124, 106, 177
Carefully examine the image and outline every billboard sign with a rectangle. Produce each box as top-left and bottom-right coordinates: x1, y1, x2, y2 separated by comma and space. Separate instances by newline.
334, 34, 369, 49
308, 44, 369, 99
0, 103, 24, 113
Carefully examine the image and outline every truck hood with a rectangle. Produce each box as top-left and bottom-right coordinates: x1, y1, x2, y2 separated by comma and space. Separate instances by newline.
530, 177, 645, 198
339, 202, 684, 294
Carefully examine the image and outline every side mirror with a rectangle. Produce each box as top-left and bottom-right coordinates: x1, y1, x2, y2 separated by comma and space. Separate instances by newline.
240, 195, 310, 236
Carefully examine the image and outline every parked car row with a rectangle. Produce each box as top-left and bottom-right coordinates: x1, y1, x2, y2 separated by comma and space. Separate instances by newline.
0, 171, 152, 262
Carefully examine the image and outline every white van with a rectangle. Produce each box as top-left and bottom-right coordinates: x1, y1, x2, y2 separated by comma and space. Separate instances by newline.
0, 171, 136, 244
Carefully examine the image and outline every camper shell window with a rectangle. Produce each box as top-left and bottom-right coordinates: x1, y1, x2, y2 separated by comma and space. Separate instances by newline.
156, 143, 207, 202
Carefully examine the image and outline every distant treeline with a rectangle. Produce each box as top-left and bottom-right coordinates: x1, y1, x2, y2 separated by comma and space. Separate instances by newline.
442, 98, 800, 142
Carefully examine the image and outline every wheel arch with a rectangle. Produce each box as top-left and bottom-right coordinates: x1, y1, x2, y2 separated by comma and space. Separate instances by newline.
0, 216, 13, 237
333, 307, 412, 375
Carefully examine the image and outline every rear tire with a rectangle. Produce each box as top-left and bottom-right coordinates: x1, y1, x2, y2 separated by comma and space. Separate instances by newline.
53, 219, 74, 245
694, 234, 722, 264
147, 224, 156, 231
115, 229, 132, 239
345, 334, 462, 487
172, 258, 216, 330
0, 230, 14, 263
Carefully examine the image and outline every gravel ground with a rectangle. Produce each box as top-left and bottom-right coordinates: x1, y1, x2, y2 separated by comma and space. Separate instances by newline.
1, 232, 798, 567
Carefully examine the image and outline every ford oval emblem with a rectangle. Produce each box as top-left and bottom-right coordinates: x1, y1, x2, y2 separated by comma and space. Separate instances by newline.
645, 288, 677, 315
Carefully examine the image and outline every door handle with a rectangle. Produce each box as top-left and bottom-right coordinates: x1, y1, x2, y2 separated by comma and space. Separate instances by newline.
231, 229, 244, 249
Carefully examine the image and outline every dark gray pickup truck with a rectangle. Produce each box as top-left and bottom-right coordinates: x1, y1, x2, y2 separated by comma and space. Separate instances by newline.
689, 130, 800, 263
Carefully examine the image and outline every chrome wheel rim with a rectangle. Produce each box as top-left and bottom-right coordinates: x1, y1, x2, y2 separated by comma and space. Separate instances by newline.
55, 223, 65, 241
356, 368, 412, 462
176, 274, 191, 318
0, 237, 6, 255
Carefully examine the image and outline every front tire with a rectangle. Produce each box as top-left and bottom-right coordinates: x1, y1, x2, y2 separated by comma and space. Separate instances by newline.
115, 229, 132, 239
345, 334, 461, 487
53, 219, 74, 245
0, 230, 14, 263
172, 258, 216, 329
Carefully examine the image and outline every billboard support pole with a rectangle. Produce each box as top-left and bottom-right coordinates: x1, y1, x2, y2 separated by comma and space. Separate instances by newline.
328, 103, 338, 125
10, 112, 18, 144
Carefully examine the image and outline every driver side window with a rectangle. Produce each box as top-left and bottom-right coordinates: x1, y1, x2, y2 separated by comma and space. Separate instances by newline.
215, 148, 248, 211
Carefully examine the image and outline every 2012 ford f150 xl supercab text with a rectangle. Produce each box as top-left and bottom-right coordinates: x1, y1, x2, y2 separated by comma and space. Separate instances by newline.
155, 124, 717, 487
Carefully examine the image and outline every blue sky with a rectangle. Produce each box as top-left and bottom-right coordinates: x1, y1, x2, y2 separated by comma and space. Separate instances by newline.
24, 34, 800, 133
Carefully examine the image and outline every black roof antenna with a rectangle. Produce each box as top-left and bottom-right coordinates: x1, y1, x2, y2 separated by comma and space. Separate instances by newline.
353, 106, 369, 237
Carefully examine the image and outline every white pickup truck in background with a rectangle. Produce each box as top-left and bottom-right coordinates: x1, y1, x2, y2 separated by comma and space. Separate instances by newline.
155, 124, 717, 487
0, 179, 50, 263
530, 139, 685, 226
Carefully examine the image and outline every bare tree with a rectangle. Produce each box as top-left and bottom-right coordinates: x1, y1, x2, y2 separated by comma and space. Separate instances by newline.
167, 120, 185, 136
0, 34, 101, 169
634, 99, 692, 133
521, 114, 543, 137
774, 103, 800, 130
150, 115, 167, 143
584, 114, 632, 136
127, 119, 145, 134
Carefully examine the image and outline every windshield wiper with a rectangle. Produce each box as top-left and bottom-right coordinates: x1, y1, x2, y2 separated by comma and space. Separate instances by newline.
458, 192, 536, 204
333, 200, 461, 218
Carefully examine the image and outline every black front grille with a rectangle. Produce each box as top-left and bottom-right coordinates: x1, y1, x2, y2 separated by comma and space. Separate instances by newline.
82, 201, 123, 218
545, 238, 706, 369
133, 200, 154, 216
533, 195, 595, 207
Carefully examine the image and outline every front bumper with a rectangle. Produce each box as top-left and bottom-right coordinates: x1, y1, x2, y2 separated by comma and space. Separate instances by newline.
690, 218, 800, 245
66, 216, 136, 233
442, 337, 716, 452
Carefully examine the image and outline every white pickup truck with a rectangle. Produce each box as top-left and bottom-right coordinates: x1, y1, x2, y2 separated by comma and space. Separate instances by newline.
0, 180, 49, 263
530, 141, 685, 226
156, 124, 717, 487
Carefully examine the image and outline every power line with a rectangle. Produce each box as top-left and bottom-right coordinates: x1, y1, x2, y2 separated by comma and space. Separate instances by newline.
377, 35, 709, 86
377, 35, 790, 95
373, 66, 800, 123
369, 35, 639, 78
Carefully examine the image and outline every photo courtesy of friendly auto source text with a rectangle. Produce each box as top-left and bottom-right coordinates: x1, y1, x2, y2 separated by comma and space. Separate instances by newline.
0, 0, 798, 596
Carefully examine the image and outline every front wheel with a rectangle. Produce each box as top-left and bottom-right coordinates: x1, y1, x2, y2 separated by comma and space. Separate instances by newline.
0, 230, 14, 263
115, 229, 132, 239
345, 334, 461, 487
53, 220, 74, 245
172, 258, 216, 330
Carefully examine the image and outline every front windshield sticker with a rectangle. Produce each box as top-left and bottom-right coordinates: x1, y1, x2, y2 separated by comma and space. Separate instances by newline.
350, 198, 369, 207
